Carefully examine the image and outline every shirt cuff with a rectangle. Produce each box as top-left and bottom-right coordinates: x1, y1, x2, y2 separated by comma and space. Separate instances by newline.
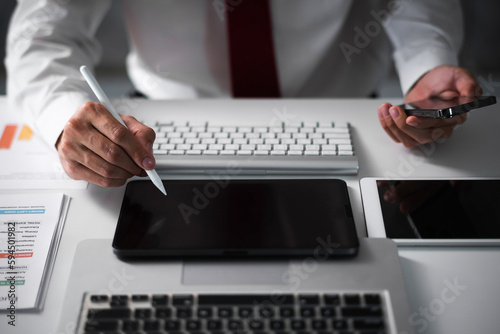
393, 46, 459, 95
35, 92, 90, 149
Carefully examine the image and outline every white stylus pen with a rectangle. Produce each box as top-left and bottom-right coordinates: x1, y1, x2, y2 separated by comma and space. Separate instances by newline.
80, 65, 167, 196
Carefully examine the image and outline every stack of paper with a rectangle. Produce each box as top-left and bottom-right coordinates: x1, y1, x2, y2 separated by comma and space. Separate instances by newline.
0, 193, 70, 312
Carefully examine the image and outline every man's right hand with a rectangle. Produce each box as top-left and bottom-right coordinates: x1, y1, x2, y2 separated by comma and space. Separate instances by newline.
56, 102, 156, 187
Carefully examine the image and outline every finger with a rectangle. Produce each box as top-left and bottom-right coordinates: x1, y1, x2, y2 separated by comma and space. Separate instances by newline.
121, 115, 156, 156
405, 113, 467, 129
454, 68, 482, 97
85, 102, 156, 171
384, 106, 420, 147
378, 103, 400, 143
57, 143, 129, 187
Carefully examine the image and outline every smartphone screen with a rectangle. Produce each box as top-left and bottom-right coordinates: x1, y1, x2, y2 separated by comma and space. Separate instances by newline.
113, 179, 358, 256
376, 180, 500, 239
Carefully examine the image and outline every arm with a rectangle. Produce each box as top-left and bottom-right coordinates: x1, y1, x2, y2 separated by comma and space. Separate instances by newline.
6, 0, 111, 147
6, 0, 156, 187
378, 0, 481, 147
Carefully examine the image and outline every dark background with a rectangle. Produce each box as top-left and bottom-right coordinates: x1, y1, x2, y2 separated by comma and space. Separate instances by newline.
1, 0, 499, 98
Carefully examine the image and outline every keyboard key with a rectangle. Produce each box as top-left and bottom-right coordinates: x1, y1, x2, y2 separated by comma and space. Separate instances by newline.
198, 294, 294, 305
288, 150, 303, 155
156, 307, 172, 318
218, 307, 233, 317
239, 307, 253, 318
312, 139, 327, 145
228, 320, 243, 330
90, 295, 108, 303
329, 138, 351, 145
110, 295, 128, 307
332, 319, 348, 330
320, 307, 336, 317
233, 138, 248, 145
259, 307, 275, 318
176, 307, 192, 318
87, 308, 130, 319
280, 307, 295, 317
203, 150, 219, 155
364, 294, 382, 305
164, 320, 180, 331
291, 320, 306, 330
312, 320, 327, 330
344, 294, 361, 305
353, 318, 385, 330
321, 150, 337, 156
255, 150, 269, 155
338, 144, 353, 151
186, 320, 202, 331
271, 150, 286, 156
207, 320, 222, 330
324, 294, 341, 305
186, 150, 202, 155
176, 144, 191, 150
220, 150, 235, 155
84, 320, 118, 331
249, 138, 264, 144
304, 150, 320, 156
197, 307, 212, 318
152, 295, 168, 306
135, 308, 152, 319
298, 294, 320, 305
305, 144, 320, 151
237, 150, 253, 155
341, 306, 383, 317
238, 127, 253, 133
300, 307, 315, 317
217, 138, 232, 144
270, 320, 285, 330
169, 149, 185, 155
122, 320, 139, 331
249, 320, 264, 330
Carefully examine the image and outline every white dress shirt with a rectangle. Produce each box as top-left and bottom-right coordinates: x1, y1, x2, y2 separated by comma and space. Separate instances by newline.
5, 0, 463, 148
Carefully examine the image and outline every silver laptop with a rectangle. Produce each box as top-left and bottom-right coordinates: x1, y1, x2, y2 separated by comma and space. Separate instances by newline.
59, 238, 414, 334
135, 100, 359, 175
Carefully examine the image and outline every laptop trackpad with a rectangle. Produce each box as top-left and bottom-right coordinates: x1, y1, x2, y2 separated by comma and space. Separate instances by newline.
182, 260, 289, 285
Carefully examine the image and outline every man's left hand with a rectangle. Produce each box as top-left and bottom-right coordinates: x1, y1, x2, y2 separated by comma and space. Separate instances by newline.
378, 65, 482, 148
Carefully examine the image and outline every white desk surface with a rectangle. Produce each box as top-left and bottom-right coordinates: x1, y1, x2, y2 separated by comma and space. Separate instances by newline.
1, 97, 499, 334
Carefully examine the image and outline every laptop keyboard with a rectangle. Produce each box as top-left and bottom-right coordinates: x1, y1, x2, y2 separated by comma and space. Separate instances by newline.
149, 121, 354, 157
77, 292, 391, 334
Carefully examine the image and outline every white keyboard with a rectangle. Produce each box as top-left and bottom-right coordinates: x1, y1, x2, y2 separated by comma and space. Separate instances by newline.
148, 121, 358, 174
151, 121, 354, 157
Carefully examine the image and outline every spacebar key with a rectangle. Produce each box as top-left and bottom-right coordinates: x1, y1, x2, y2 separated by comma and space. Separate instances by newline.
198, 294, 294, 305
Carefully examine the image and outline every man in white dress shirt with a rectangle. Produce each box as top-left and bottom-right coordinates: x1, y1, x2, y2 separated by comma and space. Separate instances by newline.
5, 0, 481, 187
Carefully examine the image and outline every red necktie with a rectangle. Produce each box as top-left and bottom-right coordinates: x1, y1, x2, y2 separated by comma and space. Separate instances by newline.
226, 0, 281, 97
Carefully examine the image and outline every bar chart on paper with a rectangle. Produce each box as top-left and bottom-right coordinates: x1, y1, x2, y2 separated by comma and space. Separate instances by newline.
0, 120, 87, 189
0, 124, 33, 149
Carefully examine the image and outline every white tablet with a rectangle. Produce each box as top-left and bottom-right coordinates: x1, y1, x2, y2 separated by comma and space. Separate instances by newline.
360, 177, 500, 246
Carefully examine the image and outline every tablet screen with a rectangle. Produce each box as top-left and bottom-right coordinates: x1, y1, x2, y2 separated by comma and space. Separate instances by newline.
113, 179, 358, 256
376, 180, 500, 239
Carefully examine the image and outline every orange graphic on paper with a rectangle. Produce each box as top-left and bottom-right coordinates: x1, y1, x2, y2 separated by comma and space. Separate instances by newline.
18, 125, 33, 140
0, 125, 18, 149
0, 252, 33, 258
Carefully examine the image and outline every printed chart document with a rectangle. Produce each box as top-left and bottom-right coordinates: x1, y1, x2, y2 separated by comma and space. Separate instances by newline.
0, 193, 70, 311
0, 109, 87, 189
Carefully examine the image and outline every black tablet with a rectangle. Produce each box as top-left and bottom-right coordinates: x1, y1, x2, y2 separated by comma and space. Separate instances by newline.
112, 179, 358, 257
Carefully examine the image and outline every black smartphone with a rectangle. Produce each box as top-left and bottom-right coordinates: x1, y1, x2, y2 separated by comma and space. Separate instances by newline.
400, 96, 496, 119
112, 179, 359, 257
